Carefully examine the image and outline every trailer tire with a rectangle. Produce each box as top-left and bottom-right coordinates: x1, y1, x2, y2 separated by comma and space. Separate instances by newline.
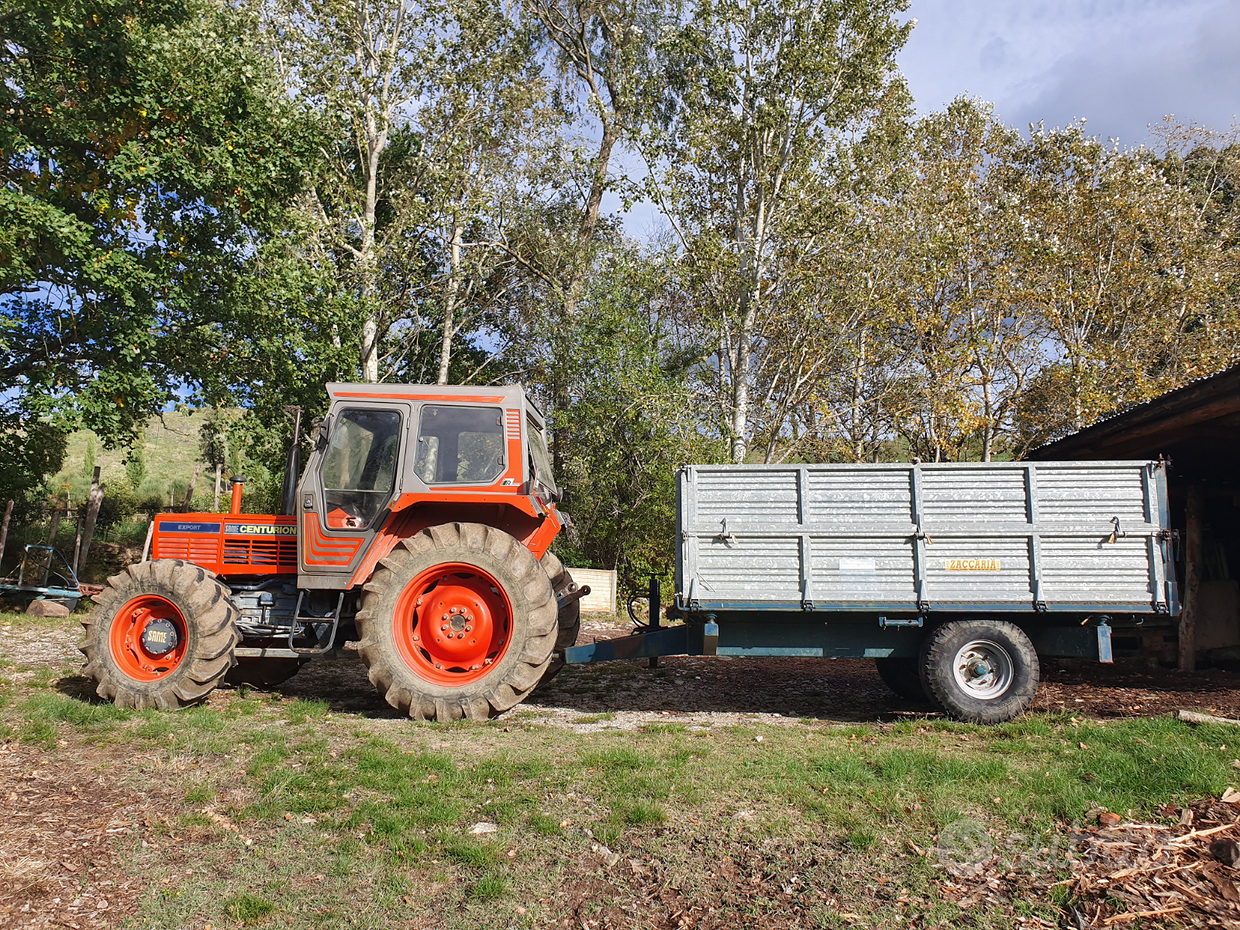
80, 559, 239, 710
225, 657, 305, 689
536, 551, 581, 685
355, 523, 557, 721
874, 657, 930, 703
919, 620, 1039, 724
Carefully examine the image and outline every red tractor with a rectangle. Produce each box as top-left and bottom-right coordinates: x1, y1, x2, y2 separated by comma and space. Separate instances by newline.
80, 383, 585, 720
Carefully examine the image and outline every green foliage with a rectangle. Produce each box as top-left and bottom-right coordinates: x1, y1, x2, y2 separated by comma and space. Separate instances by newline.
0, 0, 319, 455
543, 242, 723, 592
124, 428, 148, 491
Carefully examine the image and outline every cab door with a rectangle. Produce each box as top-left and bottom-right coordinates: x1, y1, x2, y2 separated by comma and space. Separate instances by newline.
298, 403, 409, 583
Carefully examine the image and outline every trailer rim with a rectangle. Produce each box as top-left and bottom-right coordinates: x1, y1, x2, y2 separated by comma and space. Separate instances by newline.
952, 639, 1014, 700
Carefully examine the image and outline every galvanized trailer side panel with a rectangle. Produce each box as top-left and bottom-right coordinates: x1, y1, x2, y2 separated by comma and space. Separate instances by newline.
676, 461, 1176, 616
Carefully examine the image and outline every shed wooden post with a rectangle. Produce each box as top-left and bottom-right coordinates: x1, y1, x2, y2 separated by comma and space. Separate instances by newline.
78, 467, 105, 577
1180, 483, 1204, 672
0, 499, 13, 570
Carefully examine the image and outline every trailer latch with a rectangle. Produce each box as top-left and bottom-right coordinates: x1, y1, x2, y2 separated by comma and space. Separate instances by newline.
878, 616, 923, 630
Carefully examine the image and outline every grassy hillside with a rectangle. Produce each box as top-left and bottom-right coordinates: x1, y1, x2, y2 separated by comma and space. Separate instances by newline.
49, 408, 245, 512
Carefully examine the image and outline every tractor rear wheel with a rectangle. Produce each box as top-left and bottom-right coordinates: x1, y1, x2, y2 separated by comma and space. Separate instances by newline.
355, 523, 557, 721
536, 550, 581, 684
81, 560, 239, 710
874, 656, 930, 703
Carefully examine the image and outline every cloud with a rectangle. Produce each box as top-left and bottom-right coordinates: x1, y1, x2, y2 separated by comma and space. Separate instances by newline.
978, 36, 1009, 72
1010, 1, 1240, 143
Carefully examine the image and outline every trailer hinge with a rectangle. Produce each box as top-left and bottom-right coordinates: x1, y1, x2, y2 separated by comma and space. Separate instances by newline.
1156, 528, 1179, 544
878, 616, 923, 630
801, 598, 815, 612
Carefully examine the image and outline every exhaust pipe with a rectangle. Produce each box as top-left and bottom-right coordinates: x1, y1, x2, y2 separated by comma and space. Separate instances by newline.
230, 476, 245, 515
280, 406, 302, 517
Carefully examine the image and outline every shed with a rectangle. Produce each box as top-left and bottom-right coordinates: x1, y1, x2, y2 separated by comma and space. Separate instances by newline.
1029, 365, 1240, 668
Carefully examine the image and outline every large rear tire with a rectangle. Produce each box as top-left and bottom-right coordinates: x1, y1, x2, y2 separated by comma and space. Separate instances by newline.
874, 656, 930, 703
918, 620, 1039, 724
80, 560, 239, 710
537, 550, 581, 684
355, 523, 557, 721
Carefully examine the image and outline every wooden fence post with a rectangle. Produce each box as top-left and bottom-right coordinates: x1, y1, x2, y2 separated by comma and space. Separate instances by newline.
45, 507, 64, 546
182, 464, 201, 512
1180, 483, 1204, 673
78, 467, 105, 578
0, 499, 13, 571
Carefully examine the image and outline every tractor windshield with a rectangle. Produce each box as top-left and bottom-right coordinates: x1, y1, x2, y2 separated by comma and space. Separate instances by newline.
413, 405, 505, 485
321, 408, 402, 528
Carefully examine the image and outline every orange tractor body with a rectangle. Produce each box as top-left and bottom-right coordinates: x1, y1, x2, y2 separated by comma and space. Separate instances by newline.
80, 383, 584, 720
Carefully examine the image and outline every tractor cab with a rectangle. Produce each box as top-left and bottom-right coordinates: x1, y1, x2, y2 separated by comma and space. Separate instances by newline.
296, 383, 564, 589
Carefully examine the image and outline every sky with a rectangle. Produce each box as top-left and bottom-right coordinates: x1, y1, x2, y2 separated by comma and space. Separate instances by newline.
899, 0, 1240, 146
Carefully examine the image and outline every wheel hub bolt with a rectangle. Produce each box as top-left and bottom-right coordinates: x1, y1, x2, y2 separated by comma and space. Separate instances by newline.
971, 662, 990, 678
441, 624, 448, 631
435, 663, 442, 669
464, 625, 472, 633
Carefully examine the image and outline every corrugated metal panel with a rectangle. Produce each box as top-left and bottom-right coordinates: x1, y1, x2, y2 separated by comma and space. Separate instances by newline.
677, 461, 1174, 615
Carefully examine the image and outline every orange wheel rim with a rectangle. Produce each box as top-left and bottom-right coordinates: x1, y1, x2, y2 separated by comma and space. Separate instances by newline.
393, 563, 513, 686
109, 595, 187, 681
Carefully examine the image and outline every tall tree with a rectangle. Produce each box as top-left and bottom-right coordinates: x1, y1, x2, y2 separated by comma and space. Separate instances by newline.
648, 0, 911, 462
1, 0, 315, 452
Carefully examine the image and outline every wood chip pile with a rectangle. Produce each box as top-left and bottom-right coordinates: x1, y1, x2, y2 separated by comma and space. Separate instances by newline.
1050, 795, 1240, 928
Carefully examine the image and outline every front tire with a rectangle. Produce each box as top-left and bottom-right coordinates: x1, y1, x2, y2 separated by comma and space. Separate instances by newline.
919, 620, 1039, 724
356, 523, 557, 721
80, 560, 239, 710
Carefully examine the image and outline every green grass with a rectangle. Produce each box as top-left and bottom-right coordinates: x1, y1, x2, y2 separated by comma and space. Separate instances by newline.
2, 628, 1236, 930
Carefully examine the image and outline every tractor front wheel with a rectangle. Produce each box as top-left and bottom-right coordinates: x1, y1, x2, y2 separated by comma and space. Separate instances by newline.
81, 560, 239, 709
355, 523, 557, 721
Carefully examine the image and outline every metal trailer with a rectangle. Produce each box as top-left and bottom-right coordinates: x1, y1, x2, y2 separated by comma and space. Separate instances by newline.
565, 460, 1178, 723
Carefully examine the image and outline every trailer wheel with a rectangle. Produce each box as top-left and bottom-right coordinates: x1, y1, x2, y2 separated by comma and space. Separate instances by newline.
355, 523, 556, 721
919, 620, 1039, 724
536, 550, 581, 685
80, 560, 239, 710
874, 657, 930, 703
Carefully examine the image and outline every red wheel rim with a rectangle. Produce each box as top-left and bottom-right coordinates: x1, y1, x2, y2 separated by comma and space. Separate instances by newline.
109, 595, 187, 681
393, 563, 513, 686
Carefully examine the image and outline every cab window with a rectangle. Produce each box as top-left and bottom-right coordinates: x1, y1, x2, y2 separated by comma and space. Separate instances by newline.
414, 405, 504, 484
527, 415, 557, 495
321, 408, 402, 528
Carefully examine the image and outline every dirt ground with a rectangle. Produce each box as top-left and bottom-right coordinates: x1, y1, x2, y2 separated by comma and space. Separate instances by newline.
273, 616, 1240, 726
7, 613, 1240, 929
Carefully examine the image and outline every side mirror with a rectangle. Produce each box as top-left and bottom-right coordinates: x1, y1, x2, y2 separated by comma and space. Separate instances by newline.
309, 417, 326, 450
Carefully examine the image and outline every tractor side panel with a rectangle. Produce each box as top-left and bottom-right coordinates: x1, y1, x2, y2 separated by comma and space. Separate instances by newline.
152, 514, 298, 577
